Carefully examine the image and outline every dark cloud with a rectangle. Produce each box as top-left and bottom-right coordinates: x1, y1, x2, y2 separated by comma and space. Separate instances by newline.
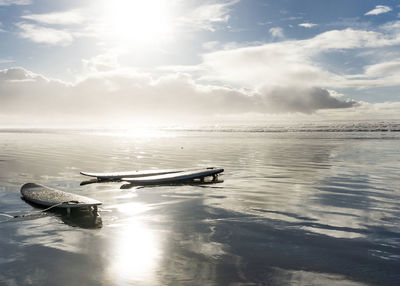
257, 86, 357, 114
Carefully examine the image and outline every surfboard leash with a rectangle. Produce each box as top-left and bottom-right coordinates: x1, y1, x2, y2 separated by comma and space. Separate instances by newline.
0, 200, 83, 223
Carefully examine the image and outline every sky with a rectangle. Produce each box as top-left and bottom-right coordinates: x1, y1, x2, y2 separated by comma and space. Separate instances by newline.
0, 0, 400, 127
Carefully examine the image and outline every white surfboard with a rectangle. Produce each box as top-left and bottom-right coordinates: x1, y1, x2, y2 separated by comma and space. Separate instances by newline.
80, 167, 218, 180
122, 168, 224, 185
21, 183, 102, 210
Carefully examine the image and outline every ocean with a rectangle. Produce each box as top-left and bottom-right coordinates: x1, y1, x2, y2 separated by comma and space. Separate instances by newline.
0, 121, 400, 285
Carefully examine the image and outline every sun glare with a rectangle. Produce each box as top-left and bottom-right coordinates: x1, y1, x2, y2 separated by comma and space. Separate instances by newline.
99, 0, 173, 48
108, 218, 160, 284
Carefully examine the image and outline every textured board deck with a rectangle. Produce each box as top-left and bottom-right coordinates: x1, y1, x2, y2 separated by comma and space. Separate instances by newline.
21, 183, 102, 208
122, 168, 224, 185
80, 167, 218, 180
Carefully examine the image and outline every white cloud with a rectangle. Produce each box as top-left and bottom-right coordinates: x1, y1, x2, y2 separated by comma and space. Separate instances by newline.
380, 20, 400, 32
301, 28, 400, 51
365, 5, 392, 16
202, 41, 220, 51
342, 60, 400, 87
336, 57, 400, 88
0, 0, 31, 6
156, 64, 206, 74
299, 23, 317, 28
15, 1, 239, 46
0, 67, 357, 126
81, 53, 121, 74
15, 10, 84, 46
327, 89, 345, 98
202, 42, 328, 88
0, 66, 38, 80
178, 0, 238, 31
21, 9, 85, 25
16, 22, 75, 46
269, 27, 284, 38
199, 26, 400, 95
365, 60, 400, 76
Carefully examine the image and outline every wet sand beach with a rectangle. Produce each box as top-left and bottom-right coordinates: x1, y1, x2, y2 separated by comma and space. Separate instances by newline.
1, 126, 400, 285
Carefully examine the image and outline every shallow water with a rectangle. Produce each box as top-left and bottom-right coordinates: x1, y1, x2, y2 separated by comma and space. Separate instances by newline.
0, 128, 400, 285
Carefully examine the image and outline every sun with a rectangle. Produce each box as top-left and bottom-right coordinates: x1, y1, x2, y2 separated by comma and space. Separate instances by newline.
98, 0, 174, 48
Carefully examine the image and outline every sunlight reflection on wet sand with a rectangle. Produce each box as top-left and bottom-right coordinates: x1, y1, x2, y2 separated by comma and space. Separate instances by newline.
108, 218, 160, 285
106, 201, 160, 285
